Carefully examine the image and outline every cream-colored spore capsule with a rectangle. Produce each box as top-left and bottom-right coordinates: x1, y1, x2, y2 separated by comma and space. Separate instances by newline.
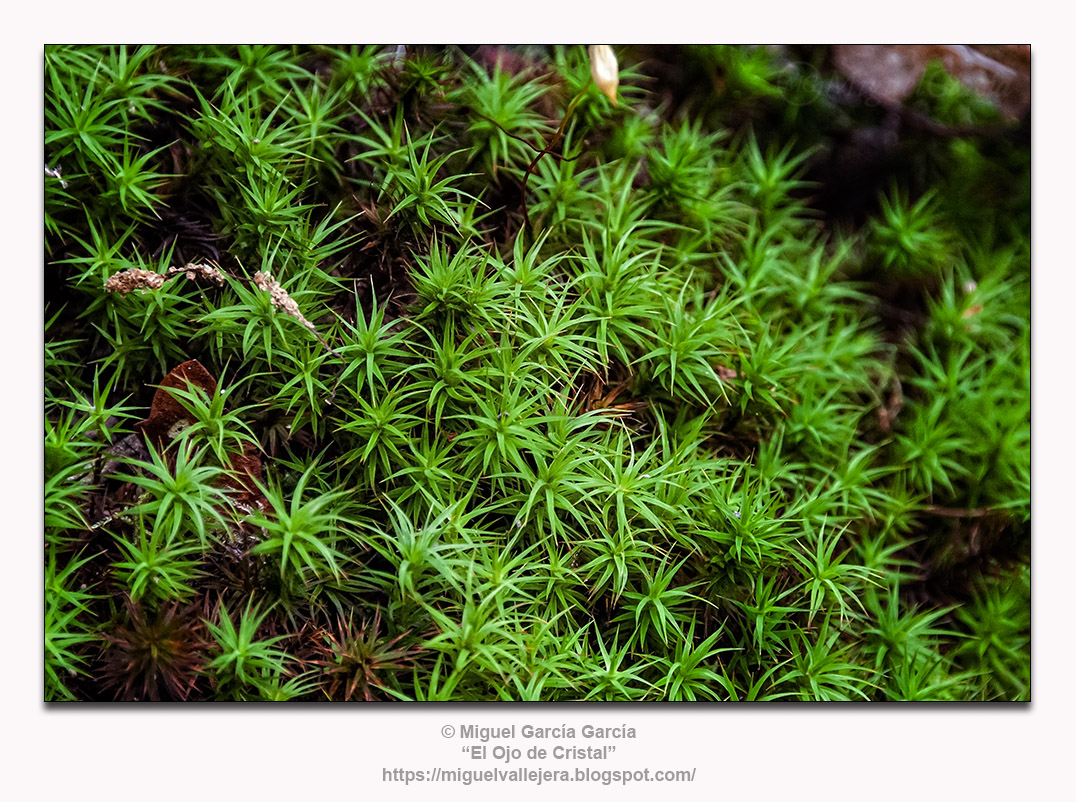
588, 45, 619, 106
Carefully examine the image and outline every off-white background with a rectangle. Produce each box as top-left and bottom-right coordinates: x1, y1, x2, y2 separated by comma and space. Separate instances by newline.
7, 7, 1064, 799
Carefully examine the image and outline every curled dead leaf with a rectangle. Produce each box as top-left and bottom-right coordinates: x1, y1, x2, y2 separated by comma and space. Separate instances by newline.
132, 360, 268, 540
136, 360, 217, 446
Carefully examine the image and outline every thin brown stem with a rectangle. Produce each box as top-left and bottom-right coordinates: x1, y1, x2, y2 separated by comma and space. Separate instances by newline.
519, 90, 587, 232
464, 106, 583, 164
922, 505, 997, 518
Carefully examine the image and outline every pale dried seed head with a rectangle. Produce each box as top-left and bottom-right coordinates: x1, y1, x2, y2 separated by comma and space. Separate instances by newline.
166, 262, 227, 285
253, 271, 317, 333
104, 269, 166, 295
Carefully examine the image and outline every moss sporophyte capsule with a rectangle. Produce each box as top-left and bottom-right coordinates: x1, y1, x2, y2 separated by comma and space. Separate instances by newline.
588, 45, 619, 106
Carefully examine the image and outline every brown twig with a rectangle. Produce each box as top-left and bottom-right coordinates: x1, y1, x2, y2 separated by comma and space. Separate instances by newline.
519, 90, 587, 232
922, 505, 997, 519
464, 106, 584, 165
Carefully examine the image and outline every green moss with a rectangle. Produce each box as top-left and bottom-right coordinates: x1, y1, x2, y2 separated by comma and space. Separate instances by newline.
45, 45, 1030, 701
